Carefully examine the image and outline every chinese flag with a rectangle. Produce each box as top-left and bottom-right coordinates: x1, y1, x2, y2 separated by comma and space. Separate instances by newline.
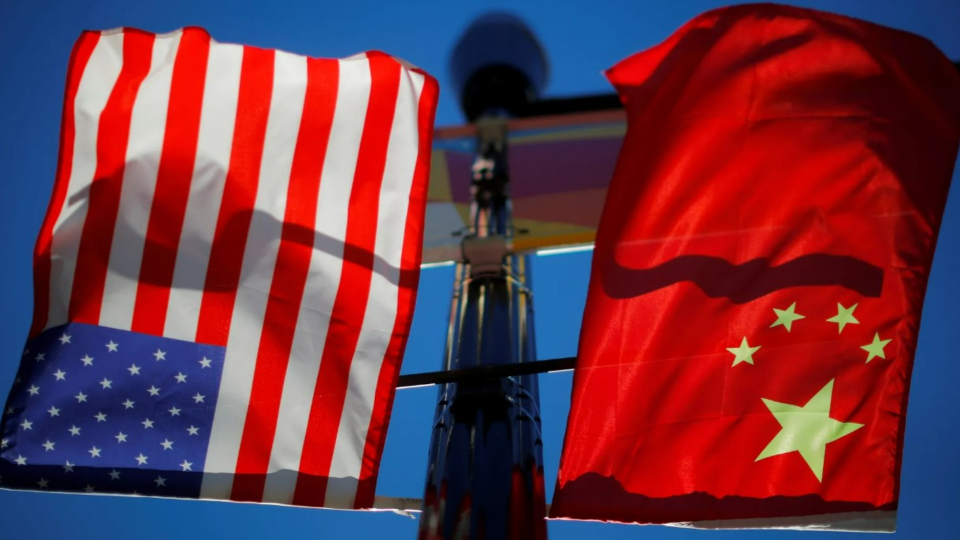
551, 4, 960, 532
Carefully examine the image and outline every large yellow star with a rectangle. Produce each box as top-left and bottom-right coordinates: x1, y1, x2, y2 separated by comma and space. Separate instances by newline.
826, 303, 860, 333
756, 379, 864, 481
861, 333, 892, 363
726, 337, 760, 367
770, 302, 805, 332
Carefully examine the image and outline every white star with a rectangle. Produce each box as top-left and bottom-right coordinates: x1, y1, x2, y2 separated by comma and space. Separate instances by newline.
59, 333, 72, 345
108, 469, 121, 481
42, 440, 55, 452
174, 372, 187, 384
115, 431, 128, 443
135, 453, 148, 466
53, 369, 67, 381
6, 406, 14, 414
141, 418, 154, 429
192, 393, 205, 404
37, 478, 49, 489
94, 412, 107, 422
199, 357, 212, 369
81, 354, 94, 366
179, 460, 193, 472
75, 391, 88, 403
153, 349, 166, 361
20, 419, 32, 430
168, 406, 181, 417
84, 484, 95, 493
68, 425, 81, 436
27, 385, 40, 396
160, 439, 174, 450
47, 406, 60, 417
106, 341, 119, 353
122, 399, 135, 409
154, 476, 166, 487
186, 426, 199, 436
88, 446, 101, 458
1, 438, 8, 448
147, 386, 161, 397
63, 461, 75, 473
100, 378, 113, 389
128, 364, 141, 376
34, 353, 46, 362
14, 455, 27, 466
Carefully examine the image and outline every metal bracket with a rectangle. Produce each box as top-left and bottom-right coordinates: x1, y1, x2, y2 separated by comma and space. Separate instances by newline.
460, 234, 509, 278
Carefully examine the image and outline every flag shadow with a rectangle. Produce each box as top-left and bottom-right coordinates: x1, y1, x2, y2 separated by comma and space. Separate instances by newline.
65, 185, 413, 292
602, 253, 883, 303
550, 472, 896, 525
0, 459, 371, 509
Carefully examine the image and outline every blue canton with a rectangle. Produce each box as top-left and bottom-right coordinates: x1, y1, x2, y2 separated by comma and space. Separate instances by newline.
0, 323, 225, 498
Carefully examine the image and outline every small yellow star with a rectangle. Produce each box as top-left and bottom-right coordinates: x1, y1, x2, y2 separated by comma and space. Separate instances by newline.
826, 303, 859, 333
726, 337, 761, 367
860, 333, 892, 363
770, 302, 805, 332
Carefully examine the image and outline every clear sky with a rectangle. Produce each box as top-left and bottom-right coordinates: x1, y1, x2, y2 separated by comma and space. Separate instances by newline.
1, 1, 958, 538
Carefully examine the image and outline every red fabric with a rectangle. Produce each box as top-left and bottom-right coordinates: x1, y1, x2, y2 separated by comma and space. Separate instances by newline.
30, 32, 100, 337
551, 4, 960, 526
355, 70, 440, 509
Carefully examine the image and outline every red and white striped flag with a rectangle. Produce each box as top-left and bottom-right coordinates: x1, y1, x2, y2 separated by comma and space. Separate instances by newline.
7, 27, 437, 509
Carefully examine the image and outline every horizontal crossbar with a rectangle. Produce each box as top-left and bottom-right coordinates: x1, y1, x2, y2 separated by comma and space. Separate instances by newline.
396, 357, 577, 389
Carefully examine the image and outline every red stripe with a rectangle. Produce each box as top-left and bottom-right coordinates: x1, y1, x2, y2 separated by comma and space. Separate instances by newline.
130, 29, 211, 336
69, 31, 155, 325
194, 47, 274, 346
354, 74, 439, 508
230, 57, 340, 502
292, 54, 401, 507
30, 32, 101, 337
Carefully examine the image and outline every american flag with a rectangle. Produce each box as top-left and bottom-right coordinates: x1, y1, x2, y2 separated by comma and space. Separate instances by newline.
0, 27, 438, 509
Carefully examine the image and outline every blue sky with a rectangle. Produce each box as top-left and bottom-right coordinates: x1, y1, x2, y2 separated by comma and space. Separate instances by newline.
1, 1, 958, 538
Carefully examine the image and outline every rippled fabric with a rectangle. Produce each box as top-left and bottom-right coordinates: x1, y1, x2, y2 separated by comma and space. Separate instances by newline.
551, 4, 960, 531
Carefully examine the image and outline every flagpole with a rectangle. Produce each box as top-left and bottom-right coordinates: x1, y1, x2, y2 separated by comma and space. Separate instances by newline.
418, 14, 549, 540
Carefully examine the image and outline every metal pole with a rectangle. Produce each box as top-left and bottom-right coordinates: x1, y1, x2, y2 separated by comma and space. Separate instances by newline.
418, 118, 547, 539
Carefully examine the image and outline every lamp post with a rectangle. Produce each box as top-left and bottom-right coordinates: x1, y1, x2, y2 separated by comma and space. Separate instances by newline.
418, 13, 549, 540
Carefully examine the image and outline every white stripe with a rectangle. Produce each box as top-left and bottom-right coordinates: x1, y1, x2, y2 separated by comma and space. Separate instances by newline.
164, 42, 243, 341
261, 56, 372, 504
324, 68, 425, 508
200, 50, 307, 499
47, 33, 124, 330
98, 33, 180, 330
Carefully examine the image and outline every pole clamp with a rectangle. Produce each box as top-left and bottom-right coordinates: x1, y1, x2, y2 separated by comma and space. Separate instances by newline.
461, 235, 509, 278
